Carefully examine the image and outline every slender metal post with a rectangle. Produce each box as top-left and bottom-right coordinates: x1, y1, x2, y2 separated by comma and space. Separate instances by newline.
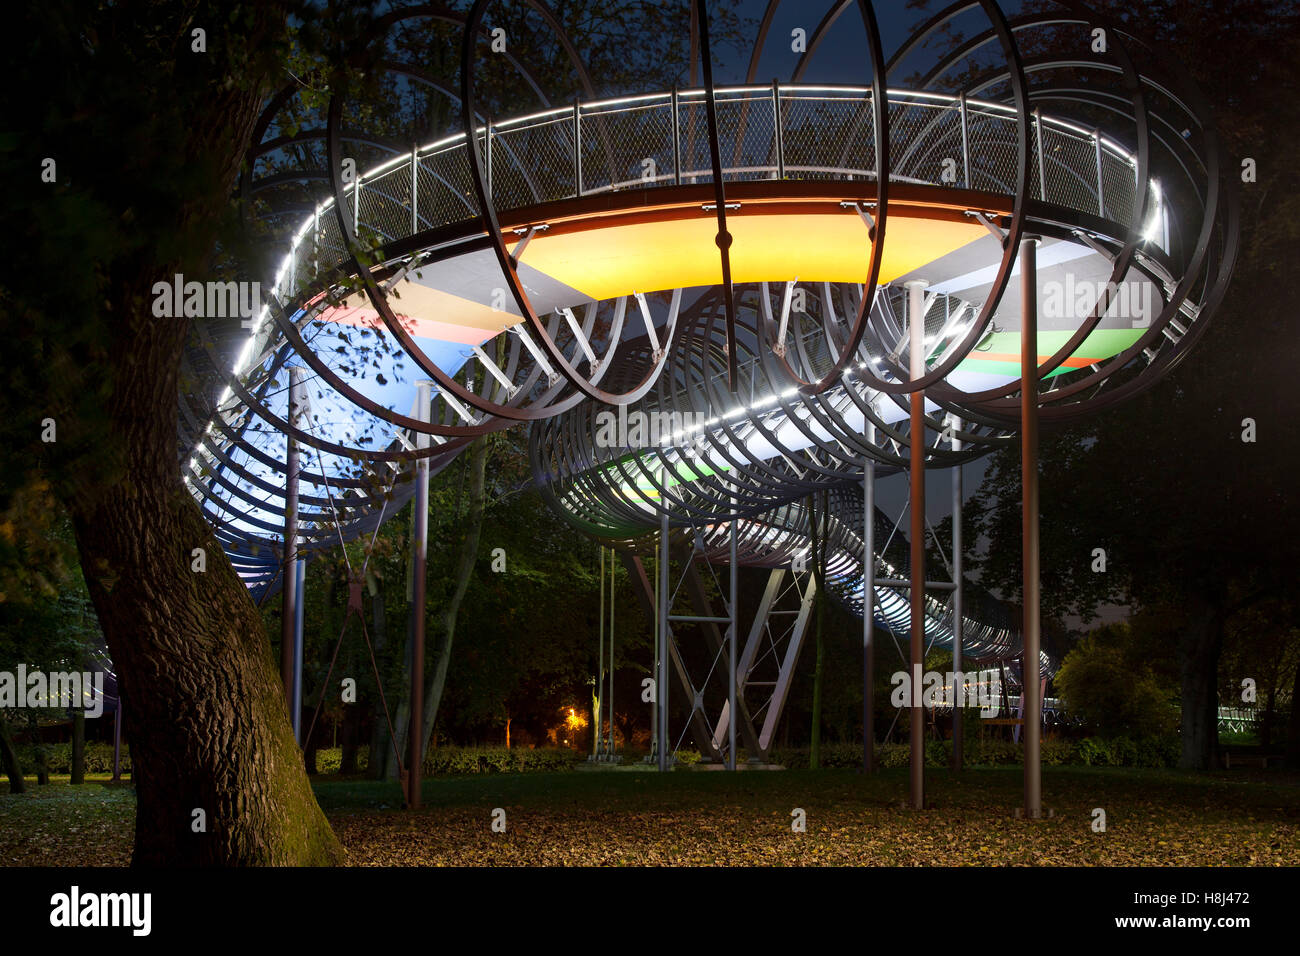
1033, 108, 1047, 201
671, 88, 681, 186
485, 116, 494, 200
411, 144, 420, 234
959, 92, 970, 188
1020, 237, 1043, 818
951, 416, 964, 771
608, 547, 615, 754
863, 428, 876, 773
658, 468, 670, 772
651, 537, 660, 763
772, 80, 785, 180
292, 556, 305, 743
573, 99, 582, 198
905, 280, 928, 810
111, 695, 122, 783
281, 367, 303, 711
353, 174, 362, 235
409, 380, 433, 808
1093, 130, 1105, 218
597, 545, 604, 756
312, 207, 319, 276
728, 487, 738, 770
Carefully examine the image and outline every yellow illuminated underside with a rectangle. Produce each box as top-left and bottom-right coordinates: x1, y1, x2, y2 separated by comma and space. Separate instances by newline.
509, 211, 986, 302
321, 208, 986, 339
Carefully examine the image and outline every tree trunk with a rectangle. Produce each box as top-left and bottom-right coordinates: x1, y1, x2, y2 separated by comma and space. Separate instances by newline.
70, 710, 85, 785
70, 257, 345, 862
1285, 656, 1300, 769
25, 712, 49, 785
1177, 604, 1225, 770
0, 713, 25, 794
420, 433, 490, 755
74, 483, 345, 863
26, 1, 347, 865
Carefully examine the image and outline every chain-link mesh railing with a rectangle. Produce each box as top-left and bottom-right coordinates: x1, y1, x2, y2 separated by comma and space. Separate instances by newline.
272, 85, 1145, 305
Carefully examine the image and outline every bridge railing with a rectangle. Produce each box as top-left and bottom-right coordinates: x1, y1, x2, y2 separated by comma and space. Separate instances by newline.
271, 84, 1145, 308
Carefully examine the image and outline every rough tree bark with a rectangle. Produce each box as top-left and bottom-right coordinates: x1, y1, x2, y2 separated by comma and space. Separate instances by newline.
74, 480, 344, 863
60, 3, 345, 864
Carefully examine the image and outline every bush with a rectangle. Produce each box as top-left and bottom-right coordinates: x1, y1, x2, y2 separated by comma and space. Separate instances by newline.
1135, 734, 1181, 768
13, 741, 130, 775
767, 743, 863, 769
312, 746, 370, 774
1041, 737, 1078, 765
1076, 734, 1178, 768
771, 734, 1174, 770
1078, 736, 1116, 766
1054, 633, 1178, 737
421, 746, 582, 776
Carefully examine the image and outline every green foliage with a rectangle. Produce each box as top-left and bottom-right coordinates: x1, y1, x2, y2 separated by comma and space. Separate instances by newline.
12, 741, 130, 775
312, 747, 368, 776
1054, 630, 1178, 738
310, 745, 583, 776
1041, 737, 1078, 766
422, 746, 582, 776
768, 734, 1179, 769
1074, 735, 1182, 768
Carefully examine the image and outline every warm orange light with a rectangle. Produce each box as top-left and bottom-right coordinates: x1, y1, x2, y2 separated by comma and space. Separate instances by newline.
563, 708, 588, 734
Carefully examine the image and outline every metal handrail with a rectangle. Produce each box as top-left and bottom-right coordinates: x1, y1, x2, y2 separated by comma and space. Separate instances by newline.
261, 82, 1148, 317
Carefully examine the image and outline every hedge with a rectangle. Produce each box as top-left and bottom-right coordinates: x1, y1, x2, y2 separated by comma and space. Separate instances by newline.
10, 741, 131, 776
766, 735, 1181, 770
3, 736, 1182, 779
309, 745, 583, 776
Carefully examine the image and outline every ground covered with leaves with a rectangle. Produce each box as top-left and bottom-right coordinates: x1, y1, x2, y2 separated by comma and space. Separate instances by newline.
0, 778, 134, 866
3, 767, 1298, 866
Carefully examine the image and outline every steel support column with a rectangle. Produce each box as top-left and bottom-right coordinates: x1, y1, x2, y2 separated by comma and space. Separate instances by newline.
596, 545, 604, 757
905, 279, 928, 809
651, 539, 659, 762
292, 556, 305, 743
863, 431, 876, 773
658, 470, 670, 772
728, 489, 738, 770
408, 380, 432, 808
607, 549, 615, 755
1020, 238, 1043, 818
280, 366, 303, 711
951, 416, 964, 771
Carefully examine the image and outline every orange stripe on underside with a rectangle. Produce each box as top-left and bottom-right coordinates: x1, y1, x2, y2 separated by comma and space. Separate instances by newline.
970, 352, 1095, 368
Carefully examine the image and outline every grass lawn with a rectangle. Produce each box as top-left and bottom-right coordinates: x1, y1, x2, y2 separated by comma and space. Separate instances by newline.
2, 767, 1298, 866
